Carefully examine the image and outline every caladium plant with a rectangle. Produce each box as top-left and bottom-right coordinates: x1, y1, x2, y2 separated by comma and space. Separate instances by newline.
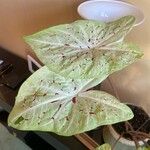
8, 16, 143, 136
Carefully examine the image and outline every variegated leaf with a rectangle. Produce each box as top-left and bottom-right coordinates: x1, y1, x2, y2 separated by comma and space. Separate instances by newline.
24, 16, 142, 79
8, 66, 133, 136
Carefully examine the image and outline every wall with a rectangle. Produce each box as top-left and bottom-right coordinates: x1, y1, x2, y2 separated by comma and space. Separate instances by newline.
0, 0, 85, 58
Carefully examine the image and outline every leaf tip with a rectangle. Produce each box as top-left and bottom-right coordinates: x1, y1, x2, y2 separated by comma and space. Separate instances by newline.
124, 104, 134, 121
23, 35, 30, 43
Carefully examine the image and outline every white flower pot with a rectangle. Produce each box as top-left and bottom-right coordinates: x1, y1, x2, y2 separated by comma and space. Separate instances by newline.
103, 125, 148, 150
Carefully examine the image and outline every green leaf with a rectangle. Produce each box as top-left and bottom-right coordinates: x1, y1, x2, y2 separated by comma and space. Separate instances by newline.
138, 147, 150, 150
24, 16, 142, 79
96, 144, 111, 150
8, 66, 133, 136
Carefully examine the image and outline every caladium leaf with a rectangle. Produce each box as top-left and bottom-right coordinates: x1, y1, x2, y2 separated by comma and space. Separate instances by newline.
24, 16, 142, 79
95, 144, 111, 150
8, 66, 133, 136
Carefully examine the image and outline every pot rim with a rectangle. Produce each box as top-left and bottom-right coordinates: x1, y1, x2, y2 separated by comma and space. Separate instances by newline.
125, 103, 149, 117
107, 125, 149, 146
107, 103, 149, 146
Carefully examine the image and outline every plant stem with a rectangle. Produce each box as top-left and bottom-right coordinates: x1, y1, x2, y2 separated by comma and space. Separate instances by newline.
132, 134, 140, 149
112, 132, 124, 150
136, 118, 150, 132
128, 131, 150, 139
126, 121, 134, 131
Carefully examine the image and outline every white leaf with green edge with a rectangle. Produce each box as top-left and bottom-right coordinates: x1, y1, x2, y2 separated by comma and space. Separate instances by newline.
95, 144, 111, 150
8, 66, 133, 136
24, 16, 143, 79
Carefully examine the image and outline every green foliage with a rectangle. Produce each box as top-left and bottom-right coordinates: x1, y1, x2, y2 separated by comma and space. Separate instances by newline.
138, 146, 150, 150
96, 144, 111, 150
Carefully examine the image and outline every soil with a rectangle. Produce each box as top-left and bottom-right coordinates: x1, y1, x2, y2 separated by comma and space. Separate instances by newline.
113, 104, 150, 141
